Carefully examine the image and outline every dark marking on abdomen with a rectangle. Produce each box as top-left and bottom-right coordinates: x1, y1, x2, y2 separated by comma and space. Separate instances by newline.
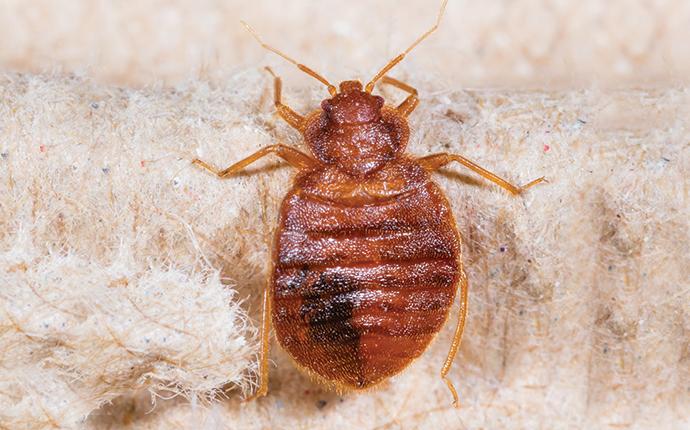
299, 272, 359, 345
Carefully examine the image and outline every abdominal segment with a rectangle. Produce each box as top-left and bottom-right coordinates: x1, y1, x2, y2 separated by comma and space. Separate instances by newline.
272, 180, 461, 389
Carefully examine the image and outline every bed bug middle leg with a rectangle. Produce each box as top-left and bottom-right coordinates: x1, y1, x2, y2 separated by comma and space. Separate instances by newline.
379, 76, 419, 117
418, 152, 546, 195
192, 144, 316, 401
192, 144, 316, 178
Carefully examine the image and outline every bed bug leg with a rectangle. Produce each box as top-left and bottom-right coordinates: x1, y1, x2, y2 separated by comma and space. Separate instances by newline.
417, 152, 546, 195
244, 282, 273, 402
520, 175, 548, 190
440, 267, 468, 408
379, 76, 419, 117
192, 144, 317, 178
264, 67, 307, 132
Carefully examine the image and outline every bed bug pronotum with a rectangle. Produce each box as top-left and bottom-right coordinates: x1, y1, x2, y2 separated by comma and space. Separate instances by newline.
192, 0, 544, 406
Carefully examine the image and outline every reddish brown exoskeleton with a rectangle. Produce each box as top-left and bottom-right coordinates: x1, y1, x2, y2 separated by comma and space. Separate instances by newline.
193, 0, 543, 407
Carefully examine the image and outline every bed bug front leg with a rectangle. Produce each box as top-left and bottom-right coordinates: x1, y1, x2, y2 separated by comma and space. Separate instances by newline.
418, 152, 546, 195
264, 67, 307, 132
379, 76, 419, 117
192, 144, 317, 178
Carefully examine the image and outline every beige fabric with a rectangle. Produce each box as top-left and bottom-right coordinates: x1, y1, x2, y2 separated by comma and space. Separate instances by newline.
1, 72, 687, 429
1, 1, 689, 429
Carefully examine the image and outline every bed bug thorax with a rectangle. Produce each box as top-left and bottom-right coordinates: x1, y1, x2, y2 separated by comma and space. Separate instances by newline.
192, 0, 544, 407
307, 81, 407, 177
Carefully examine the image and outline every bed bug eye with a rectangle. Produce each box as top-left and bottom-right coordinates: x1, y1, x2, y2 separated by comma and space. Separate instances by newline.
321, 99, 332, 112
375, 96, 385, 109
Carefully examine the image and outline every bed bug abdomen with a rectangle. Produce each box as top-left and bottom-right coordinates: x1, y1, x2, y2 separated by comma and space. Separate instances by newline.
272, 160, 461, 389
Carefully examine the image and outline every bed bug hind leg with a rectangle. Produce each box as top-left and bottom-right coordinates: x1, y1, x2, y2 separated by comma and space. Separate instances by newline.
441, 267, 469, 408
379, 76, 419, 117
192, 144, 317, 178
264, 67, 307, 132
418, 152, 546, 195
244, 281, 272, 402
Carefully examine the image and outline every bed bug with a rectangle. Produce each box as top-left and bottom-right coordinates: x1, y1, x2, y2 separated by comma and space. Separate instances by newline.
192, 0, 544, 407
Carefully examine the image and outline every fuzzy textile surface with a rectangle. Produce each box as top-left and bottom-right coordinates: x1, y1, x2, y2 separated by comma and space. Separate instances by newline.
0, 71, 688, 429
1, 0, 690, 429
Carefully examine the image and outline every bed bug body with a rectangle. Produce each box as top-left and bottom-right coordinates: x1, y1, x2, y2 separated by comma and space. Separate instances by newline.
273, 83, 461, 388
192, 0, 543, 406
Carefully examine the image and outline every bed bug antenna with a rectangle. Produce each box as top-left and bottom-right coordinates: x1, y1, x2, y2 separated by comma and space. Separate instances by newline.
241, 20, 338, 96
365, 0, 449, 93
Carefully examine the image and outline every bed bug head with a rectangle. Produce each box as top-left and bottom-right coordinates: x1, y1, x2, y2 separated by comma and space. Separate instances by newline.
321, 81, 385, 125
242, 0, 448, 176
